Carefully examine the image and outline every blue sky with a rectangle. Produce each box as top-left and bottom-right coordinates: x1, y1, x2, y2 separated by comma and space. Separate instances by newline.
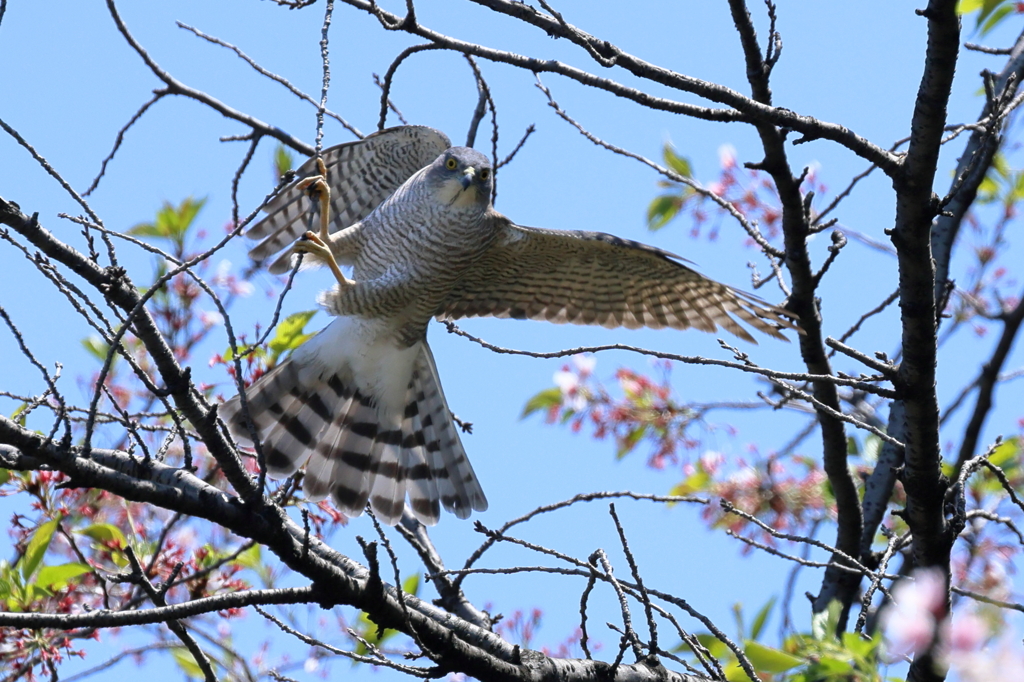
2, 2, 1024, 680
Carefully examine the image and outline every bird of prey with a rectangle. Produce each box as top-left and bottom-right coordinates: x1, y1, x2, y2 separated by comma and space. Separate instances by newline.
221, 125, 798, 526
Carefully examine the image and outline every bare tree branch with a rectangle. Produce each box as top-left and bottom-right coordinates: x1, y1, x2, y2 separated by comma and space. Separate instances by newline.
104, 0, 314, 156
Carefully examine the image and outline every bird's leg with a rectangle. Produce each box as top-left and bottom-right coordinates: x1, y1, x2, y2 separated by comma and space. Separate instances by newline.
295, 157, 332, 241
294, 232, 355, 289
293, 158, 355, 288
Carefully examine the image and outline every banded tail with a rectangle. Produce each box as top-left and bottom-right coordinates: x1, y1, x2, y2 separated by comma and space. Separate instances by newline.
220, 319, 487, 525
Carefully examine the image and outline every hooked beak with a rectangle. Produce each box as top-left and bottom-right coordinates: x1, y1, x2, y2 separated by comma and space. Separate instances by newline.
459, 167, 476, 190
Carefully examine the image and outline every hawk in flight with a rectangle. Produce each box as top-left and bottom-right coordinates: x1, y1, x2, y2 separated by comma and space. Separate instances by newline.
221, 126, 798, 526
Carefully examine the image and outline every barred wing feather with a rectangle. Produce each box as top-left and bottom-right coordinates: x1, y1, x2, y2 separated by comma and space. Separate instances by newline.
246, 126, 451, 273
437, 222, 799, 343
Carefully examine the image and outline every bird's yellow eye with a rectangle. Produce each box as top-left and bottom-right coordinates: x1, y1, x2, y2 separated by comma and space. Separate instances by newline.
479, 168, 491, 181
445, 158, 458, 170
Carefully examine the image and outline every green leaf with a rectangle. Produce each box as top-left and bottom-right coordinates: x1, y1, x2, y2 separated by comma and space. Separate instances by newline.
722, 661, 751, 682
77, 523, 127, 548
810, 599, 843, 642
274, 144, 295, 182
956, 0, 985, 14
732, 602, 745, 640
750, 596, 776, 641
35, 563, 91, 591
0, 560, 19, 601
846, 436, 859, 456
82, 335, 107, 361
616, 425, 647, 458
171, 646, 207, 680
81, 335, 119, 369
26, 583, 52, 602
352, 576, 419, 653
127, 223, 166, 239
129, 197, 207, 248
268, 310, 318, 361
662, 144, 693, 178
355, 610, 400, 654
402, 573, 420, 596
233, 544, 262, 572
78, 523, 128, 567
670, 470, 711, 496
813, 655, 854, 675
862, 434, 882, 464
744, 640, 803, 673
992, 151, 1011, 179
977, 173, 1001, 202
689, 634, 730, 660
21, 518, 60, 581
977, 152, 1010, 203
0, 467, 11, 486
521, 387, 563, 418
980, 2, 1015, 35
9, 403, 29, 429
647, 194, 681, 231
972, 0, 1010, 25
841, 631, 880, 659
221, 343, 263, 364
1010, 170, 1024, 203
989, 437, 1020, 467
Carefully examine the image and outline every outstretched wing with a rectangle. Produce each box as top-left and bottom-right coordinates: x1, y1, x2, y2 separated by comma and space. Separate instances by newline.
247, 125, 451, 273
437, 220, 799, 343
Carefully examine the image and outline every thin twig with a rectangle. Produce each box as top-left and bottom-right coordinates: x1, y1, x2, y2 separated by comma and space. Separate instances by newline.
376, 44, 444, 130
315, 0, 335, 156
964, 42, 1013, 55
120, 547, 216, 682
608, 504, 658, 659
592, 549, 643, 663
444, 320, 896, 397
254, 606, 439, 676
84, 92, 166, 196
721, 500, 888, 582
496, 125, 535, 168
105, 0, 313, 156
0, 305, 71, 444
177, 22, 362, 138
368, 510, 436, 661
535, 75, 784, 260
456, 491, 706, 590
951, 586, 1024, 612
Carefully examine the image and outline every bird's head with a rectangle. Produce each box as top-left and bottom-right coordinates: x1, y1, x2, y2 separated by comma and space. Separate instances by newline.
429, 147, 493, 208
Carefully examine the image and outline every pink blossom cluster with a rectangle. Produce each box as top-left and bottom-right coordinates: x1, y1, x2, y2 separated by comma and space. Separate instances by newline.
882, 568, 1024, 679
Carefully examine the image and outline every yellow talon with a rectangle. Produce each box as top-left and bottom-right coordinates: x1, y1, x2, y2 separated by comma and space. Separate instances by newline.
296, 157, 331, 241
295, 230, 354, 289
291, 158, 350, 287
